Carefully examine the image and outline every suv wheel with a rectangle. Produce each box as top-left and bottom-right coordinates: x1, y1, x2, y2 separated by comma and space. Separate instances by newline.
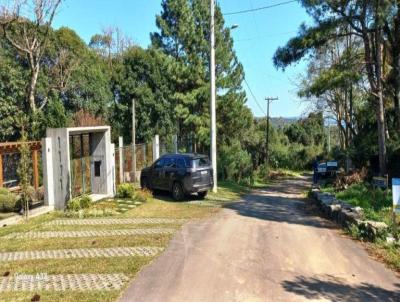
197, 191, 207, 199
172, 182, 184, 201
141, 177, 149, 190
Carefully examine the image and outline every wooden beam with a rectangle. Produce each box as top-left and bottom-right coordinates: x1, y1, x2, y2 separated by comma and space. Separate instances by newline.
32, 150, 39, 190
0, 141, 41, 154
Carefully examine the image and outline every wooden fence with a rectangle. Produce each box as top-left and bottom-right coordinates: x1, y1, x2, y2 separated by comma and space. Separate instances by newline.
115, 143, 153, 185
0, 141, 42, 190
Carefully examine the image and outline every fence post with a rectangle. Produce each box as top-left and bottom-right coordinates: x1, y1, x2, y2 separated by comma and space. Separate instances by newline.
118, 137, 124, 184
152, 135, 159, 161
32, 149, 39, 190
143, 144, 147, 166
111, 143, 116, 196
173, 134, 178, 153
42, 137, 54, 208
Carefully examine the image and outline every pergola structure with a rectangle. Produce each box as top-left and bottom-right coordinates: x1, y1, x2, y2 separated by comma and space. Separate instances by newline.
0, 141, 42, 190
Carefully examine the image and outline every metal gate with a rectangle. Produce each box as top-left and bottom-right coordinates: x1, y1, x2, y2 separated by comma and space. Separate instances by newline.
69, 134, 92, 198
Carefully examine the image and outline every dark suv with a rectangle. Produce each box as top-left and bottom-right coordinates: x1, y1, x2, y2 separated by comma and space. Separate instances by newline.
140, 153, 213, 201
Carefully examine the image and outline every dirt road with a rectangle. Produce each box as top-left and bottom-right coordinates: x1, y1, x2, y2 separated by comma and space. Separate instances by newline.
119, 176, 400, 302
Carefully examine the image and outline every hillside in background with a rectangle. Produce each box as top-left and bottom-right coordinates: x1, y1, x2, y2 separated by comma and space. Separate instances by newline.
255, 116, 299, 128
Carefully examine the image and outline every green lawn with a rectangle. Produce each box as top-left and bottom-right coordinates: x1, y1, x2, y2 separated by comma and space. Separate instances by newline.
0, 181, 249, 302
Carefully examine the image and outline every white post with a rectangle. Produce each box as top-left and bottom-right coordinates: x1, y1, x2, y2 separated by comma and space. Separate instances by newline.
328, 123, 331, 153
132, 99, 136, 183
210, 0, 217, 192
153, 135, 159, 162
173, 134, 178, 153
42, 137, 54, 208
111, 143, 116, 196
118, 136, 124, 183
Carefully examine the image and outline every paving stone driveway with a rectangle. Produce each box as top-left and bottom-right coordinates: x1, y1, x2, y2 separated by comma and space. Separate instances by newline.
0, 273, 129, 292
46, 218, 185, 225
0, 246, 164, 262
3, 228, 175, 239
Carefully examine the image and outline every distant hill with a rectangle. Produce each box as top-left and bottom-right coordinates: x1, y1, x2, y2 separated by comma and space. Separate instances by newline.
254, 116, 299, 128
270, 117, 299, 128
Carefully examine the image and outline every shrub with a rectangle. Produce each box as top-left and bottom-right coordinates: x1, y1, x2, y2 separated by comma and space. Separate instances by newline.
0, 187, 9, 195
334, 168, 368, 190
218, 140, 254, 185
117, 183, 135, 198
67, 198, 81, 211
0, 191, 17, 212
79, 195, 92, 209
27, 186, 37, 202
67, 195, 93, 211
135, 189, 151, 203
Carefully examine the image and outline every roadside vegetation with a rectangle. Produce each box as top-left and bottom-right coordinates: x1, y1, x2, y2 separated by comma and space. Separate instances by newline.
320, 183, 393, 225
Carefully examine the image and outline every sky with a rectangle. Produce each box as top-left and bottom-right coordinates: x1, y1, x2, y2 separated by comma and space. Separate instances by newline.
52, 0, 312, 118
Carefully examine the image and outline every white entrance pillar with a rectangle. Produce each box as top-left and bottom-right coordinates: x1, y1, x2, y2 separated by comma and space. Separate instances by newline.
42, 137, 54, 208
152, 135, 159, 162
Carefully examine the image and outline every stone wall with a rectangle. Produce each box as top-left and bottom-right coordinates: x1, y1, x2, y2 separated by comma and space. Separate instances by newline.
311, 188, 389, 241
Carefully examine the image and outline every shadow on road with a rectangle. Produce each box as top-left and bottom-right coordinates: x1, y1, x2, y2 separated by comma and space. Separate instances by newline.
223, 176, 336, 229
282, 275, 400, 302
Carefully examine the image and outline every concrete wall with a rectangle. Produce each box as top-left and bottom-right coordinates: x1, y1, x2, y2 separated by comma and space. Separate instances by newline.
44, 126, 114, 210
46, 128, 70, 210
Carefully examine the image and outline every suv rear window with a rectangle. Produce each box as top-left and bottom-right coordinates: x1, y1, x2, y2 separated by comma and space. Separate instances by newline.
191, 157, 210, 168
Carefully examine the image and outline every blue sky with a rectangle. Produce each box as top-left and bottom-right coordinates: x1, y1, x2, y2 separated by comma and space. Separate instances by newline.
53, 0, 312, 118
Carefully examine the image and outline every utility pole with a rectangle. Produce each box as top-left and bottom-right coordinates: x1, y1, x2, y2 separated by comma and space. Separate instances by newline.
210, 0, 217, 192
265, 97, 278, 166
328, 123, 331, 153
132, 98, 136, 183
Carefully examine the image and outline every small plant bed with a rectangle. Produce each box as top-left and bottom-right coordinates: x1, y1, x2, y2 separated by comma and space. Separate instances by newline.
63, 184, 151, 218
94, 197, 144, 214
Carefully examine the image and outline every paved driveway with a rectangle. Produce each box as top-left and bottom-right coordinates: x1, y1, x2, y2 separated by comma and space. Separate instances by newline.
119, 177, 400, 302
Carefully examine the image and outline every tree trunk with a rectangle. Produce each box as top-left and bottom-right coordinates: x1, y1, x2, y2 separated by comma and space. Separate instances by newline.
28, 63, 39, 113
375, 23, 387, 175
376, 91, 387, 175
394, 49, 400, 131
392, 1, 400, 131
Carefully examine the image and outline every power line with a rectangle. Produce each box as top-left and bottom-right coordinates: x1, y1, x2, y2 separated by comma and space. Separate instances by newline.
243, 77, 267, 116
235, 30, 297, 43
223, 0, 297, 16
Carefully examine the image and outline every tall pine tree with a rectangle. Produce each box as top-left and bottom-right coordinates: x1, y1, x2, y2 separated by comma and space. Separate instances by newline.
151, 0, 250, 151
